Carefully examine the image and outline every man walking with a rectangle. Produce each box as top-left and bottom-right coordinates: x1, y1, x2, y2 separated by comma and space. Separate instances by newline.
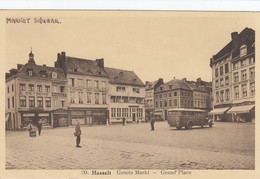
75, 121, 81, 148
37, 120, 42, 136
150, 117, 155, 131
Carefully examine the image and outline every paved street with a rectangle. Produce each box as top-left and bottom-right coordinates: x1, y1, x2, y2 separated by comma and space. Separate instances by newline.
6, 121, 254, 170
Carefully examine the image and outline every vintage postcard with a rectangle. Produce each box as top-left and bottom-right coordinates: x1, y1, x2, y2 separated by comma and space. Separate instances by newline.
0, 10, 259, 178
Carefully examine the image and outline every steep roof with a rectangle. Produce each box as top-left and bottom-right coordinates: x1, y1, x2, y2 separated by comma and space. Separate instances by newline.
212, 27, 255, 63
104, 67, 145, 87
146, 80, 159, 90
156, 79, 192, 92
63, 56, 108, 78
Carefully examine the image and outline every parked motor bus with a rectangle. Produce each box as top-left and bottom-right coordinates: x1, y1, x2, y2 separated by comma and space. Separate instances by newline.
153, 109, 164, 121
167, 108, 213, 130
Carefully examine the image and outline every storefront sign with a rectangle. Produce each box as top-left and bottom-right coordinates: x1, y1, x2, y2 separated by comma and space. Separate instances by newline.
23, 113, 35, 117
39, 113, 50, 117
23, 91, 50, 96
52, 92, 67, 97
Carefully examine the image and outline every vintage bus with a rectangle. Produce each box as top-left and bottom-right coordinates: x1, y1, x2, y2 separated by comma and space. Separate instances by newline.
167, 108, 213, 130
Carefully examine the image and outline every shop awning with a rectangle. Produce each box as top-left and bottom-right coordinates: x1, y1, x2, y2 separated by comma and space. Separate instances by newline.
208, 107, 230, 115
227, 105, 255, 114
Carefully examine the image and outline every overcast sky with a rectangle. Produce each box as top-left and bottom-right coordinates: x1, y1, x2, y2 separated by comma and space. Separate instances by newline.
4, 11, 257, 83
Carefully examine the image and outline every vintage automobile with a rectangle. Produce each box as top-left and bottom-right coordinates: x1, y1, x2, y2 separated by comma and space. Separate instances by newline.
167, 108, 213, 130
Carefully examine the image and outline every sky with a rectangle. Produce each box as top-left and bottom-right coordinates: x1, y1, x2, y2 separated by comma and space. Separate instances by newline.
4, 11, 258, 83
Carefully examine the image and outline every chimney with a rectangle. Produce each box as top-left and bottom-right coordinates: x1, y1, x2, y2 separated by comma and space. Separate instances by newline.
197, 78, 201, 84
17, 64, 23, 70
145, 81, 149, 85
182, 78, 187, 82
96, 58, 104, 69
43, 64, 46, 67
61, 51, 66, 62
231, 32, 239, 50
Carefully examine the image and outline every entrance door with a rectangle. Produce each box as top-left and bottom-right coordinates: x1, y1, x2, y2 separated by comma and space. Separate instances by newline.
164, 110, 167, 120
86, 116, 92, 125
132, 113, 136, 121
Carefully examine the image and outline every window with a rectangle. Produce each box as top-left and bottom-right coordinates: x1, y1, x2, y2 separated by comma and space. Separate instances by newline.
220, 66, 223, 76
12, 96, 14, 108
12, 84, 14, 92
37, 97, 43, 107
242, 84, 247, 98
69, 78, 75, 87
117, 108, 121, 117
164, 100, 167, 107
20, 83, 26, 91
8, 98, 10, 109
241, 59, 247, 67
28, 70, 33, 76
169, 92, 172, 97
164, 94, 167, 98
225, 63, 229, 73
133, 87, 140, 93
225, 76, 229, 86
220, 90, 224, 102
60, 86, 65, 92
7, 86, 9, 93
174, 99, 178, 106
233, 62, 239, 70
160, 101, 162, 107
78, 92, 83, 104
73, 68, 78, 72
95, 93, 99, 104
111, 108, 116, 118
241, 70, 247, 81
155, 102, 158, 108
20, 96, 26, 107
45, 85, 50, 92
61, 101, 65, 107
86, 79, 91, 88
37, 85, 42, 92
159, 94, 162, 98
29, 84, 34, 91
78, 79, 83, 87
122, 96, 128, 103
87, 92, 91, 103
116, 86, 126, 92
45, 97, 51, 107
249, 57, 255, 65
169, 85, 173, 90
250, 67, 255, 79
240, 45, 247, 56
70, 91, 75, 103
215, 68, 218, 77
29, 96, 35, 107
169, 100, 172, 106
215, 80, 219, 88
216, 91, 219, 103
174, 92, 177, 96
102, 81, 106, 89
102, 93, 106, 104
220, 78, 224, 87
225, 89, 230, 101
51, 72, 57, 78
234, 86, 239, 99
234, 72, 239, 83
94, 80, 99, 89
250, 83, 255, 97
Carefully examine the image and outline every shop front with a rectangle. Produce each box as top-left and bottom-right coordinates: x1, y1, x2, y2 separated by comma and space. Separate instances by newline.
20, 111, 51, 127
208, 107, 231, 122
53, 109, 68, 127
227, 104, 255, 122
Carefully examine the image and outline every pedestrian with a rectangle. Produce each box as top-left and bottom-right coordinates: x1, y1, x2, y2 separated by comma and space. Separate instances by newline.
37, 120, 42, 136
74, 121, 81, 148
150, 117, 155, 131
122, 117, 126, 125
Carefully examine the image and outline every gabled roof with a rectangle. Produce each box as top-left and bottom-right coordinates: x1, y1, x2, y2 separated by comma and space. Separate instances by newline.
63, 56, 108, 78
146, 80, 159, 90
104, 67, 145, 87
212, 27, 255, 63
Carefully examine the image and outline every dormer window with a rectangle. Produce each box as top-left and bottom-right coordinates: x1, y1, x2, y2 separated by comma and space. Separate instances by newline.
40, 70, 47, 78
73, 68, 78, 72
133, 78, 137, 82
28, 69, 33, 76
52, 72, 57, 79
240, 45, 247, 57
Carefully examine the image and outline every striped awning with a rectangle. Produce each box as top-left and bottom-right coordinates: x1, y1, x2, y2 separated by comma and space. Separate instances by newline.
227, 105, 255, 114
208, 107, 230, 115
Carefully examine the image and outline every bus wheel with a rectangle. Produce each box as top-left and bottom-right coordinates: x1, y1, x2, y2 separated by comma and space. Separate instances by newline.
176, 126, 182, 130
185, 121, 193, 129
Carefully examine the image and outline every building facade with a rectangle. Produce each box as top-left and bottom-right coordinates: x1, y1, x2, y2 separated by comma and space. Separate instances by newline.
209, 27, 255, 122
145, 78, 164, 120
55, 52, 110, 125
5, 51, 68, 130
105, 67, 146, 123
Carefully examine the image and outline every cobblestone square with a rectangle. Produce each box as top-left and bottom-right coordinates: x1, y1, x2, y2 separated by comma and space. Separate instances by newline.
6, 121, 254, 170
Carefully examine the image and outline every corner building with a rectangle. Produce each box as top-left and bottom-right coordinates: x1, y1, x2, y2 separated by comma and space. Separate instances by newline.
105, 67, 146, 123
5, 51, 68, 130
55, 52, 109, 125
209, 27, 255, 122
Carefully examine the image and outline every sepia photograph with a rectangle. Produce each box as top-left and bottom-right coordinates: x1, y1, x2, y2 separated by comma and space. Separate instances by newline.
1, 9, 259, 178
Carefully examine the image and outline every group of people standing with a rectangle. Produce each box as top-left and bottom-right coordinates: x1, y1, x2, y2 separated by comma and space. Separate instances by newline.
27, 120, 42, 137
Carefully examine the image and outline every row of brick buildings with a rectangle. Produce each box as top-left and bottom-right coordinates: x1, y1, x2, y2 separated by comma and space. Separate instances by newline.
5, 51, 145, 130
144, 78, 212, 121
